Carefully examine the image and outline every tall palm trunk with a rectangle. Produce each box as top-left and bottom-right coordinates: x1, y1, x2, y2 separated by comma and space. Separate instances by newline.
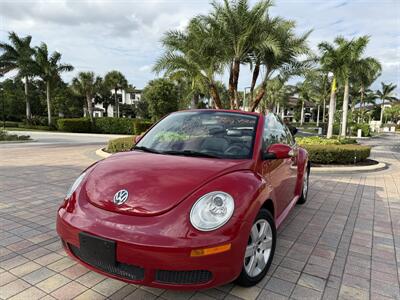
232, 58, 240, 109
327, 78, 337, 139
191, 93, 199, 109
340, 79, 350, 136
46, 81, 52, 126
380, 99, 385, 123
358, 86, 365, 124
24, 76, 31, 121
250, 70, 270, 112
114, 88, 119, 118
316, 104, 320, 127
86, 93, 94, 123
249, 63, 260, 110
322, 97, 326, 123
228, 62, 235, 109
300, 100, 304, 125
209, 82, 222, 109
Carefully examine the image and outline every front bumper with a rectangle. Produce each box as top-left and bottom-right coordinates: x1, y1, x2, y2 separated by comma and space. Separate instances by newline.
56, 203, 249, 290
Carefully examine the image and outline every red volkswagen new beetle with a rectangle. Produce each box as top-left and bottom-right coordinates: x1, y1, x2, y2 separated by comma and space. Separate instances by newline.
57, 110, 309, 289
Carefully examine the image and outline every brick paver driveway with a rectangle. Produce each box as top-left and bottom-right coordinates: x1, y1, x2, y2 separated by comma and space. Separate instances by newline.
1, 132, 399, 300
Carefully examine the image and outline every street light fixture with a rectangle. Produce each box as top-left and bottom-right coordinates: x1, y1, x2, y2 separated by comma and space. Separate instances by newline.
243, 87, 251, 110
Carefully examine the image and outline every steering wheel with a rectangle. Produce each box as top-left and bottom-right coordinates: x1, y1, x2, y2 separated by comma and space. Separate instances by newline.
224, 144, 249, 155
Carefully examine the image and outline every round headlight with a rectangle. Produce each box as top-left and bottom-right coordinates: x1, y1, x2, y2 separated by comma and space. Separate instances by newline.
66, 172, 86, 199
190, 191, 235, 231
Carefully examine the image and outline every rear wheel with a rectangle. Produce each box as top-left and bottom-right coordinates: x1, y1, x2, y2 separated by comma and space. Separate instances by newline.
235, 209, 276, 286
297, 167, 309, 204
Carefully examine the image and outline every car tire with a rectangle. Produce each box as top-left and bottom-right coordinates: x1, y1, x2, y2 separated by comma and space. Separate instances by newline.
235, 208, 276, 287
297, 167, 309, 205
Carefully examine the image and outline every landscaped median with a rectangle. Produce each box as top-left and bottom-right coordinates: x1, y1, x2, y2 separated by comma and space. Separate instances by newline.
98, 135, 385, 172
0, 129, 31, 142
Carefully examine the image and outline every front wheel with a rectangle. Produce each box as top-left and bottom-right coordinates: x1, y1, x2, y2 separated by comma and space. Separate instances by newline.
235, 209, 276, 286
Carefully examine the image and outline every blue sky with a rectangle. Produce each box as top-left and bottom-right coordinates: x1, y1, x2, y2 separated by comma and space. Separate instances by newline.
0, 0, 399, 95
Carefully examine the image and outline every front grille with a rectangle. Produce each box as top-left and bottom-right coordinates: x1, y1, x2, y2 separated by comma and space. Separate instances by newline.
155, 269, 212, 284
69, 244, 144, 281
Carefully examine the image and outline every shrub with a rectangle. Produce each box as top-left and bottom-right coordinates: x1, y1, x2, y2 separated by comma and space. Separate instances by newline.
57, 118, 92, 133
94, 118, 135, 134
350, 123, 370, 137
3, 121, 20, 128
134, 119, 153, 135
18, 124, 51, 131
303, 144, 371, 164
296, 136, 357, 146
0, 129, 30, 141
107, 136, 136, 153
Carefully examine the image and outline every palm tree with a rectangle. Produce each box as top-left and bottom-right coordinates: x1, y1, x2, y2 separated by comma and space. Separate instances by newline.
249, 19, 311, 112
154, 17, 224, 109
104, 71, 128, 118
0, 32, 35, 120
319, 38, 352, 138
376, 82, 398, 123
71, 72, 101, 123
334, 36, 376, 136
351, 57, 381, 123
209, 0, 271, 109
32, 43, 73, 126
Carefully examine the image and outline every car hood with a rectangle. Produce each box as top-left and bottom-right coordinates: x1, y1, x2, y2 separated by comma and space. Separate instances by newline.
83, 151, 252, 216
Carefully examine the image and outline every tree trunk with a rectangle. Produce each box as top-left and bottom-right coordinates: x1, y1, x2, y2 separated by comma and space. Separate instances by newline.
327, 79, 337, 139
316, 104, 320, 127
249, 63, 260, 108
250, 81, 267, 112
232, 58, 240, 110
358, 86, 364, 124
24, 76, 31, 121
86, 93, 94, 123
340, 79, 349, 137
250, 70, 270, 112
300, 100, 304, 125
281, 106, 284, 119
191, 93, 199, 109
228, 62, 235, 109
114, 88, 119, 118
209, 82, 222, 109
380, 99, 385, 124
46, 81, 52, 126
276, 102, 280, 115
322, 97, 326, 123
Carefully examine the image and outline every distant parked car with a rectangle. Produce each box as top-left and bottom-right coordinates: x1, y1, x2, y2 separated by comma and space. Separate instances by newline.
57, 109, 309, 289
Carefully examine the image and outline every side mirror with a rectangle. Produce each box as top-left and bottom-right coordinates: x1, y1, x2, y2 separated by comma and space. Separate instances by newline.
263, 144, 293, 160
134, 135, 143, 144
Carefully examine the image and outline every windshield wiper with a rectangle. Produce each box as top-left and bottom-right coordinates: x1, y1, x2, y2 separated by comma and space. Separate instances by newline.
162, 150, 221, 159
133, 146, 162, 154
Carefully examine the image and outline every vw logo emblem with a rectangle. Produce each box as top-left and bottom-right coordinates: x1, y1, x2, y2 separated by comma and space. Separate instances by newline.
113, 189, 129, 205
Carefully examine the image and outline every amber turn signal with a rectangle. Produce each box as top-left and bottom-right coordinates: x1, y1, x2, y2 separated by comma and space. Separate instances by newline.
190, 243, 231, 257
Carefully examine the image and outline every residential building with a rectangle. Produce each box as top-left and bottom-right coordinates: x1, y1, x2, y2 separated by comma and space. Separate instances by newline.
94, 87, 142, 117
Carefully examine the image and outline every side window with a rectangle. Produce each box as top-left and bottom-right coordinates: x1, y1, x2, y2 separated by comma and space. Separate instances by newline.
263, 114, 289, 148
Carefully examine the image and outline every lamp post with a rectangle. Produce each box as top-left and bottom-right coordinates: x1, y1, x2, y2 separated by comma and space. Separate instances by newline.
243, 87, 251, 111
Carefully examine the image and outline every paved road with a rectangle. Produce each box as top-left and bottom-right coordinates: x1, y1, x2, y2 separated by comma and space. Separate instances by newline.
0, 133, 399, 299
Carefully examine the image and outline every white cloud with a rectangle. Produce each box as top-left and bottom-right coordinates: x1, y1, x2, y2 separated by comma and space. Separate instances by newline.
0, 0, 399, 94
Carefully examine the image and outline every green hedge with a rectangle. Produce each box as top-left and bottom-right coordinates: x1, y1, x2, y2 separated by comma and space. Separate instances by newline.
303, 144, 371, 164
94, 118, 135, 134
56, 117, 152, 134
134, 119, 153, 134
107, 136, 136, 153
297, 136, 357, 146
57, 118, 92, 133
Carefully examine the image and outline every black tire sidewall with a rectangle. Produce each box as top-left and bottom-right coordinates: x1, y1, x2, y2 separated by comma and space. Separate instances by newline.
235, 209, 276, 286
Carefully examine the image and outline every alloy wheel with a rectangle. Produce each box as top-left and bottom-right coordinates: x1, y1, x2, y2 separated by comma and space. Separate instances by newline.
244, 219, 273, 278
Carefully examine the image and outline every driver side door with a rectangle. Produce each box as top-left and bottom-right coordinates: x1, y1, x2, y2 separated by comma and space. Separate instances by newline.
262, 114, 298, 217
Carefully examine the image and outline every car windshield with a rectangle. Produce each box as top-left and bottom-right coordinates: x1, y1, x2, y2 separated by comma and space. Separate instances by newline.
135, 111, 258, 159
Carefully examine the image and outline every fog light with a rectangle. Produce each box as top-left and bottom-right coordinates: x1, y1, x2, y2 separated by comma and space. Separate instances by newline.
190, 243, 231, 257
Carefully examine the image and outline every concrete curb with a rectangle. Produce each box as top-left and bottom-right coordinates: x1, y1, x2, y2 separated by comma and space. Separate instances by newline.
96, 148, 112, 159
311, 162, 387, 173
